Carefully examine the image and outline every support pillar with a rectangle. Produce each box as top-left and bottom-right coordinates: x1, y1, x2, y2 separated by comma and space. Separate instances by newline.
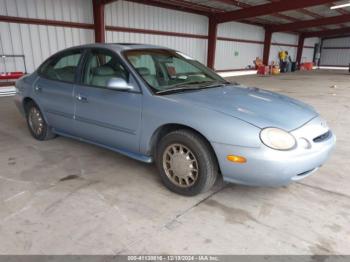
263, 29, 272, 65
207, 16, 218, 70
296, 34, 305, 66
92, 0, 105, 43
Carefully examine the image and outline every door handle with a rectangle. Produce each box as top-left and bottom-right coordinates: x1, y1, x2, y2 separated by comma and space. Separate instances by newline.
34, 86, 42, 92
76, 95, 88, 102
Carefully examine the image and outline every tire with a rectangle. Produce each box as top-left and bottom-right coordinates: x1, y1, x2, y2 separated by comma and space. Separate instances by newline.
25, 101, 56, 141
156, 129, 218, 196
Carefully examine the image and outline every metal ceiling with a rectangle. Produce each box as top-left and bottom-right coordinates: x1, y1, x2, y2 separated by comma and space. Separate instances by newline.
175, 0, 350, 34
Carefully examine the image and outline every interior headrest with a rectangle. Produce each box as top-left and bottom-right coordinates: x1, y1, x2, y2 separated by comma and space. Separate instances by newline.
136, 67, 150, 76
93, 66, 114, 76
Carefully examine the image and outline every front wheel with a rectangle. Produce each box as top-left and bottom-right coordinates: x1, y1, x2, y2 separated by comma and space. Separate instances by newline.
156, 129, 218, 196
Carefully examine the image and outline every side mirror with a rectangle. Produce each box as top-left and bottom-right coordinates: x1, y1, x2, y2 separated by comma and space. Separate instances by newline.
106, 77, 134, 91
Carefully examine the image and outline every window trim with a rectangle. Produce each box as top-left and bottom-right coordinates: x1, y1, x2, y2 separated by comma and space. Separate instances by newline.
37, 48, 85, 84
77, 47, 141, 94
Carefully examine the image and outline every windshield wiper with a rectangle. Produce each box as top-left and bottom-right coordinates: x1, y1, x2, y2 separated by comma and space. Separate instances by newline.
200, 81, 229, 88
169, 81, 212, 88
156, 85, 203, 95
156, 81, 232, 95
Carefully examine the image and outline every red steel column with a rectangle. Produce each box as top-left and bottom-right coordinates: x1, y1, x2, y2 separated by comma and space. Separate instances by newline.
207, 16, 218, 70
93, 0, 105, 43
296, 34, 305, 65
263, 29, 272, 65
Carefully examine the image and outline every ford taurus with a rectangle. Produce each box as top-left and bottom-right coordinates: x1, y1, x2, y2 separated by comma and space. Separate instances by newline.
14, 43, 336, 196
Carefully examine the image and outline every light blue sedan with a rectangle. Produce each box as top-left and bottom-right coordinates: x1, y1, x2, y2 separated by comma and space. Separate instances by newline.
14, 43, 336, 196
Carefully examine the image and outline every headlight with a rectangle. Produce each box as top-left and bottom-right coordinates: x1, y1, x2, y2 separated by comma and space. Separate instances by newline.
260, 128, 296, 150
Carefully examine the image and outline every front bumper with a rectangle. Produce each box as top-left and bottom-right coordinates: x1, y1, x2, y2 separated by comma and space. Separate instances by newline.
212, 117, 336, 187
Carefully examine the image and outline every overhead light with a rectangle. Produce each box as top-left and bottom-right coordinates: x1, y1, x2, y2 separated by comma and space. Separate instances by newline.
330, 2, 350, 9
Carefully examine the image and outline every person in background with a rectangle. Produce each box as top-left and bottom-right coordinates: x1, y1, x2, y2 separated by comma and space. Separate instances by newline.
279, 51, 288, 73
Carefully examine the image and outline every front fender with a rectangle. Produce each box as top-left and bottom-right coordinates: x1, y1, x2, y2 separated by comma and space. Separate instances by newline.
140, 95, 262, 155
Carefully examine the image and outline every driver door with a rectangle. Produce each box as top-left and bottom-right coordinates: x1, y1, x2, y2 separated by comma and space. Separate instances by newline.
74, 48, 142, 153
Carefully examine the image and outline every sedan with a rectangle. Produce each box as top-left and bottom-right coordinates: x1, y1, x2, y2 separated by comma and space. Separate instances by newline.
14, 43, 336, 196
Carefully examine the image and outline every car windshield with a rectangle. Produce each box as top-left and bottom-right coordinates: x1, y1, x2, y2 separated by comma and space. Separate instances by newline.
123, 49, 229, 94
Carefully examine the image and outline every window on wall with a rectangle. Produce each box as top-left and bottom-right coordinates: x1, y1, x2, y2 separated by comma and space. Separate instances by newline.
82, 49, 129, 88
40, 51, 82, 83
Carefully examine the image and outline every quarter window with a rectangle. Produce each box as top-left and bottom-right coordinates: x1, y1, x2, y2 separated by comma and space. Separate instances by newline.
83, 50, 129, 88
40, 51, 82, 83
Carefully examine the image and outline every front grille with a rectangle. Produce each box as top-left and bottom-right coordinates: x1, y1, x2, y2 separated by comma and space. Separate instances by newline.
313, 131, 331, 143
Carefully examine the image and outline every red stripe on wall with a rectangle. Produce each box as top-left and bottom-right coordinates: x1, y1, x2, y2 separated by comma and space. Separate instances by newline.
272, 42, 314, 48
322, 47, 350, 49
106, 25, 208, 39
217, 37, 314, 48
0, 15, 209, 40
217, 37, 263, 44
0, 15, 94, 29
0, 15, 314, 49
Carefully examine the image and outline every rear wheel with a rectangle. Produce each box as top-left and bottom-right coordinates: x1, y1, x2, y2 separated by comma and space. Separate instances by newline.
156, 129, 218, 196
25, 102, 56, 141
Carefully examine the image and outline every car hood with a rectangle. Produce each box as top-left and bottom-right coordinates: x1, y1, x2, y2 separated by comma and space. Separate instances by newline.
168, 85, 318, 131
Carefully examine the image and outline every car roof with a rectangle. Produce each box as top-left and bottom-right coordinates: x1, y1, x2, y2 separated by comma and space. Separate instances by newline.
66, 43, 172, 52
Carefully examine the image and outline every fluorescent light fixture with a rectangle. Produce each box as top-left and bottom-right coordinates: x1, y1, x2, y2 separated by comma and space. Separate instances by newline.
330, 2, 350, 9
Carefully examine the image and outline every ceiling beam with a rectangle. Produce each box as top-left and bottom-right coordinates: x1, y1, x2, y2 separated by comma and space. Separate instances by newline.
213, 0, 279, 25
215, 0, 300, 23
168, 0, 225, 13
266, 0, 330, 30
327, 2, 350, 28
161, 0, 224, 13
304, 27, 350, 38
270, 14, 350, 32
328, 2, 349, 15
215, 0, 334, 24
125, 0, 213, 16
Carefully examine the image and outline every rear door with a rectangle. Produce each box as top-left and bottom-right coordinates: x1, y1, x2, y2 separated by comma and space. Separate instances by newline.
73, 48, 142, 153
34, 49, 83, 135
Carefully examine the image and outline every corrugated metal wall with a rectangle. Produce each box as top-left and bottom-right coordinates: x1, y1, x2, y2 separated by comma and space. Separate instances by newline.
105, 1, 208, 64
320, 37, 350, 66
0, 0, 94, 73
0, 0, 318, 74
215, 23, 311, 70
215, 21, 264, 71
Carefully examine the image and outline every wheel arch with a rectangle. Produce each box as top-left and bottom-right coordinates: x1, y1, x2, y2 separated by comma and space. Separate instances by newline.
22, 97, 49, 124
149, 123, 221, 174
23, 97, 35, 114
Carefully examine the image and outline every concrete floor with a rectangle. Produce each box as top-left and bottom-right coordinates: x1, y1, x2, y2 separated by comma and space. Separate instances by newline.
0, 70, 349, 255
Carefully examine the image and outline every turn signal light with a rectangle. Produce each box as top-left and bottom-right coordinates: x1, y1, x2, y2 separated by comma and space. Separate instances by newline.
227, 155, 247, 163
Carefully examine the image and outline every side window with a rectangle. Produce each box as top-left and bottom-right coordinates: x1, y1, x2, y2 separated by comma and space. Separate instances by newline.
83, 50, 129, 88
40, 51, 82, 83
127, 54, 158, 87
